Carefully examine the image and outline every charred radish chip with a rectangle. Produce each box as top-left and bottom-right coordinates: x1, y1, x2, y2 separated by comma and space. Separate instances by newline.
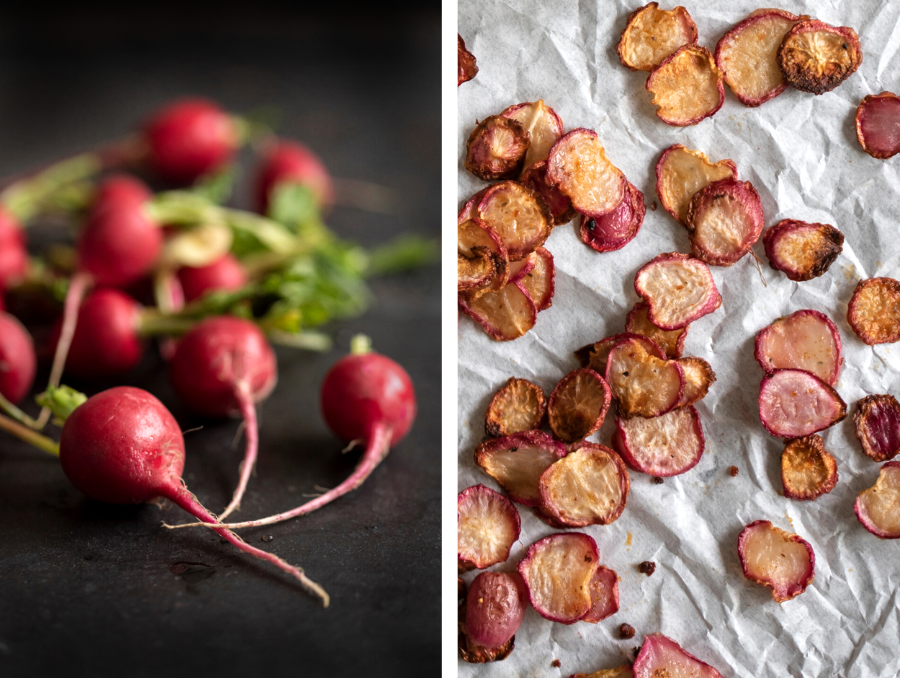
465, 572, 528, 651
754, 310, 842, 385
625, 302, 687, 359
634, 253, 722, 330
778, 20, 862, 95
502, 100, 564, 172
539, 443, 629, 527
781, 435, 839, 501
847, 277, 900, 345
547, 128, 626, 217
617, 3, 697, 72
458, 34, 479, 87
476, 181, 553, 261
605, 338, 684, 418
855, 462, 900, 539
675, 357, 715, 408
763, 219, 844, 282
517, 533, 599, 624
737, 520, 815, 602
458, 218, 509, 294
634, 634, 723, 678
572, 666, 634, 678
521, 160, 576, 226
516, 246, 555, 312
646, 45, 724, 126
459, 282, 537, 342
465, 116, 531, 181
474, 431, 567, 506
656, 144, 738, 225
758, 369, 847, 438
575, 333, 665, 376
856, 92, 900, 159
485, 377, 546, 437
686, 178, 764, 266
854, 395, 900, 462
580, 181, 645, 253
583, 565, 620, 623
458, 485, 522, 572
613, 406, 704, 476
547, 368, 612, 443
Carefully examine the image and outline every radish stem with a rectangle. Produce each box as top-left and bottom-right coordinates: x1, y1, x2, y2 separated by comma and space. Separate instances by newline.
0, 412, 60, 456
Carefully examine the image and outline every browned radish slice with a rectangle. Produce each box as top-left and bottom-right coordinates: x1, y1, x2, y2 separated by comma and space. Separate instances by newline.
547, 368, 612, 443
625, 302, 687, 359
501, 100, 564, 172
754, 310, 842, 385
458, 187, 490, 224
763, 219, 844, 281
474, 431, 567, 506
737, 520, 815, 602
715, 10, 805, 106
854, 395, 900, 462
476, 181, 553, 261
521, 160, 576, 226
516, 246, 554, 311
855, 462, 900, 539
856, 92, 900, 159
847, 277, 900, 345
575, 333, 665, 375
645, 45, 724, 126
634, 634, 723, 678
517, 533, 599, 624
583, 565, 620, 623
458, 218, 509, 294
634, 253, 722, 330
465, 572, 528, 650
459, 283, 536, 342
580, 181, 645, 253
655, 144, 738, 225
758, 369, 847, 438
778, 20, 862, 95
781, 435, 839, 501
546, 129, 626, 217
686, 178, 764, 266
507, 252, 537, 285
539, 443, 629, 527
485, 377, 546, 437
458, 485, 522, 571
465, 116, 531, 181
572, 666, 634, 678
675, 357, 715, 407
458, 34, 478, 86
605, 337, 684, 418
617, 3, 697, 72
613, 406, 704, 476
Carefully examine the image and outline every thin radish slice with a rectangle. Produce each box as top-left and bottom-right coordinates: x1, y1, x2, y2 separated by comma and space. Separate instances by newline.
855, 461, 900, 539
754, 310, 842, 385
778, 20, 862, 95
476, 181, 553, 261
847, 277, 900, 345
625, 302, 687, 359
572, 666, 634, 678
579, 181, 645, 253
583, 565, 620, 623
465, 115, 531, 181
501, 99, 564, 172
458, 218, 509, 293
485, 377, 546, 437
763, 219, 844, 281
781, 435, 838, 501
686, 178, 764, 266
516, 246, 554, 311
634, 634, 723, 678
521, 161, 576, 226
617, 2, 697, 72
517, 533, 599, 624
547, 368, 612, 443
675, 357, 715, 408
854, 395, 900, 462
459, 282, 537, 342
546, 129, 626, 217
645, 45, 724, 126
458, 485, 521, 572
656, 144, 737, 225
635, 253, 721, 330
474, 431, 567, 506
605, 337, 684, 418
458, 187, 490, 224
758, 369, 847, 438
507, 252, 537, 285
856, 92, 900, 159
575, 333, 665, 376
737, 520, 815, 602
465, 572, 528, 650
613, 406, 704, 477
458, 34, 478, 86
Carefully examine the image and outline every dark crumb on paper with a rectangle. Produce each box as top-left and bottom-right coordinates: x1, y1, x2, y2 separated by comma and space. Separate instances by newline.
650, 201, 658, 211
729, 465, 739, 477
619, 623, 636, 639
638, 561, 656, 576
551, 659, 561, 668
652, 476, 664, 485
634, 646, 641, 658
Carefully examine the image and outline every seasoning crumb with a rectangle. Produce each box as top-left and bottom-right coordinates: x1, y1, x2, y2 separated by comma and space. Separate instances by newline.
619, 623, 636, 639
261, 535, 274, 543
633, 646, 641, 658
650, 201, 658, 211
551, 659, 561, 668
638, 561, 656, 576
729, 465, 739, 477
652, 476, 664, 485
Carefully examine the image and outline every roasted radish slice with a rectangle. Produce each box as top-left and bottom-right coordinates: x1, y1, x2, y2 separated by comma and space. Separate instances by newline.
547, 129, 626, 217
856, 92, 900, 159
460, 282, 537, 342
521, 161, 576, 226
575, 333, 665, 376
854, 394, 900, 462
754, 310, 842, 385
781, 435, 839, 501
572, 666, 634, 678
617, 3, 697, 72
625, 302, 687, 359
580, 181, 645, 253
458, 218, 508, 293
547, 368, 612, 443
502, 100, 564, 172
465, 572, 528, 651
539, 443, 629, 527
633, 634, 723, 678
605, 338, 684, 418
675, 357, 715, 408
634, 253, 722, 330
517, 533, 599, 624
474, 431, 567, 506
855, 462, 900, 539
476, 181, 553, 261
777, 20, 862, 95
613, 406, 704, 477
583, 565, 620, 623
758, 369, 847, 438
465, 116, 531, 181
763, 219, 844, 282
458, 35, 478, 86
715, 10, 805, 107
847, 277, 900, 345
507, 253, 537, 285
656, 144, 737, 225
485, 377, 546, 437
686, 178, 764, 266
645, 45, 724, 127
516, 246, 554, 311
737, 520, 815, 602
458, 485, 521, 572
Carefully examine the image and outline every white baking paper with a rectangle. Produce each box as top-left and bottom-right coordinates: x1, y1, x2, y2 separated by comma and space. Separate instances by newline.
458, 2, 900, 676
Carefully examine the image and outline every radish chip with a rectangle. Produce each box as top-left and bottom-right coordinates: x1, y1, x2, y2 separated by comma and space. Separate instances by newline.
485, 377, 546, 437
847, 277, 900, 345
763, 219, 844, 282
575, 333, 665, 376
579, 181, 645, 253
634, 253, 722, 330
625, 302, 687, 359
854, 395, 900, 462
465, 116, 531, 181
547, 368, 612, 443
613, 406, 705, 477
458, 485, 522, 571
675, 357, 715, 408
458, 218, 509, 294
516, 246, 555, 312
458, 34, 478, 86
476, 181, 553, 261
778, 20, 862, 95
547, 129, 626, 217
502, 100, 564, 172
754, 310, 842, 385
459, 282, 537, 342
645, 45, 725, 127
737, 520, 815, 602
572, 666, 634, 678
617, 3, 697, 72
686, 178, 765, 266
781, 435, 839, 501
856, 92, 900, 159
855, 462, 900, 539
507, 252, 537, 285
475, 431, 567, 506
758, 369, 847, 438
583, 565, 620, 623
634, 634, 723, 678
656, 144, 738, 225
465, 572, 528, 651
521, 161, 576, 226
605, 337, 684, 418
517, 533, 599, 624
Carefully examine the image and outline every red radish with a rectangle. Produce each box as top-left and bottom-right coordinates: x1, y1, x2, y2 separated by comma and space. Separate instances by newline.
0, 207, 27, 291
255, 139, 334, 213
0, 312, 36, 404
90, 174, 153, 212
177, 254, 248, 303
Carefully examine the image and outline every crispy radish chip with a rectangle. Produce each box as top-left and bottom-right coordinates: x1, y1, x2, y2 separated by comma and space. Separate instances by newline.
485, 377, 546, 437
476, 181, 552, 261
646, 45, 724, 127
617, 3, 698, 72
572, 666, 634, 678
547, 368, 612, 443
763, 219, 844, 282
625, 302, 687, 359
547, 129, 626, 218
458, 34, 478, 86
517, 533, 599, 624
856, 92, 900, 159
580, 181, 645, 253
737, 520, 815, 602
575, 333, 665, 376
854, 395, 900, 462
458, 218, 509, 294
848, 277, 900, 345
758, 369, 847, 438
521, 161, 576, 226
634, 634, 723, 678
458, 485, 522, 572
855, 461, 900, 539
459, 282, 537, 342
778, 20, 862, 95
781, 435, 839, 501
507, 252, 537, 285
605, 337, 684, 418
675, 357, 715, 408
634, 253, 722, 330
686, 178, 765, 266
583, 565, 620, 623
613, 406, 704, 476
656, 144, 738, 225
539, 443, 630, 527
754, 310, 842, 385
516, 246, 554, 311
502, 100, 564, 172
465, 116, 531, 181
474, 431, 567, 506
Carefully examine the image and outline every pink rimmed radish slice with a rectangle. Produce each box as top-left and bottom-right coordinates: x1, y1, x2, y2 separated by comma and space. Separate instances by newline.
459, 281, 537, 342
583, 565, 619, 623
617, 2, 698, 72
686, 178, 764, 266
613, 406, 705, 477
763, 219, 844, 282
645, 45, 725, 127
474, 430, 566, 506
737, 520, 815, 602
625, 302, 687, 359
546, 368, 611, 443
758, 369, 847, 438
575, 333, 665, 376
856, 92, 900, 159
546, 128, 626, 218
655, 144, 737, 227
571, 665, 634, 678
521, 160, 575, 226
464, 115, 531, 181
464, 571, 528, 650
457, 484, 521, 572
855, 461, 900, 539
634, 633, 723, 678
501, 99, 564, 173
515, 246, 554, 312
634, 253, 721, 330
475, 181, 552, 261
754, 310, 842, 385
579, 181, 645, 254
675, 357, 715, 408
854, 394, 900, 462
605, 337, 684, 418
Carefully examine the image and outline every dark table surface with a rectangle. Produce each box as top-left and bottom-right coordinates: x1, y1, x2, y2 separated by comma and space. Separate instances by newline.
0, 7, 440, 677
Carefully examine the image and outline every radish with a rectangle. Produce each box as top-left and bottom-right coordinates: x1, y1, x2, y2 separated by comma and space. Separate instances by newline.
0, 312, 36, 405
255, 139, 334, 214
177, 254, 248, 303
0, 207, 27, 291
